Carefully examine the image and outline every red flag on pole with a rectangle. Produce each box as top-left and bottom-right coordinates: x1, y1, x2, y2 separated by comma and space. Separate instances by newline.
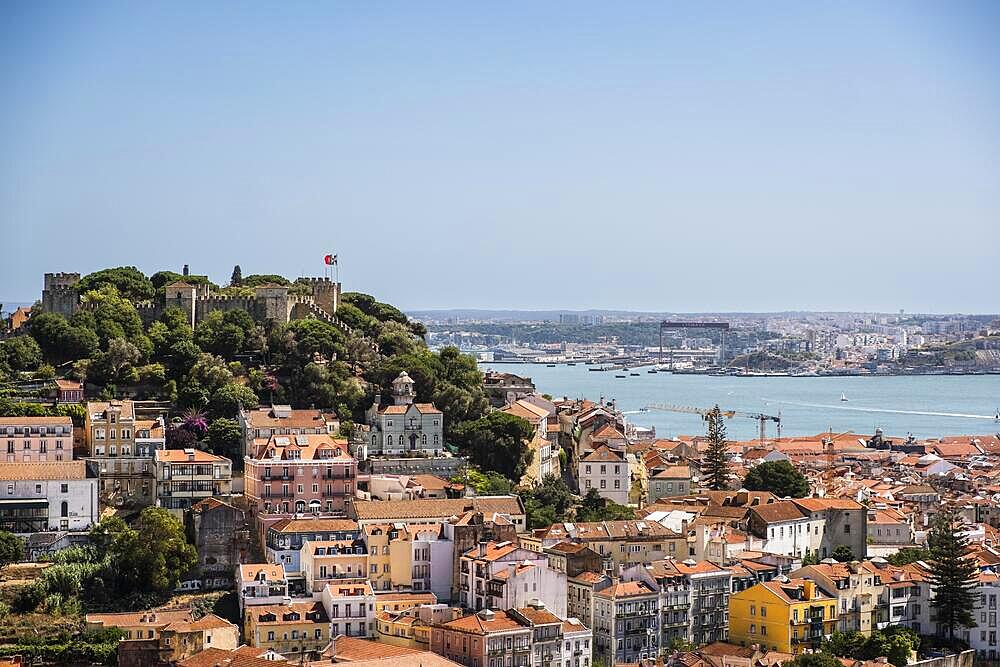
324, 254, 337, 266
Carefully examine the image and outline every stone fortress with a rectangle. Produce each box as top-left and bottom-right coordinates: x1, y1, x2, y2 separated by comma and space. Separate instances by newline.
41, 268, 342, 329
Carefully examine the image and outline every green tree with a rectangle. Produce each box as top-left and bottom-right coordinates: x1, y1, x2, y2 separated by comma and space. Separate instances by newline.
522, 475, 574, 529
0, 531, 25, 568
781, 652, 843, 667
83, 285, 150, 356
29, 312, 101, 365
208, 382, 259, 420
701, 405, 730, 490
230, 265, 242, 287
886, 547, 931, 566
0, 336, 42, 373
90, 508, 196, 601
91, 338, 141, 386
195, 310, 262, 360
822, 630, 867, 658
928, 509, 978, 645
832, 545, 855, 562
742, 460, 810, 498
452, 411, 534, 480
576, 488, 635, 522
206, 418, 243, 470
76, 267, 154, 303
457, 468, 513, 496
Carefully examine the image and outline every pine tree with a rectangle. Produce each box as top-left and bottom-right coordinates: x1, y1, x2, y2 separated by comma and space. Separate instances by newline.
928, 509, 978, 646
230, 265, 242, 287
702, 405, 730, 490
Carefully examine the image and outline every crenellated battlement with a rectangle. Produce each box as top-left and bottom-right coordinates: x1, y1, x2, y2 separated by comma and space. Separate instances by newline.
41, 270, 342, 328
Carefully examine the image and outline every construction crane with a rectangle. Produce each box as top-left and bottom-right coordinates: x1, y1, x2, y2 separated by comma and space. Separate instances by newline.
645, 403, 782, 443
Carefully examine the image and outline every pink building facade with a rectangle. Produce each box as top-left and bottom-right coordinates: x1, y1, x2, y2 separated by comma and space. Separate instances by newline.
245, 434, 357, 518
2, 416, 75, 463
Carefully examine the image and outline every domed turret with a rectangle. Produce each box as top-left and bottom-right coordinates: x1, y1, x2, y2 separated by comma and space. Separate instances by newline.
391, 371, 416, 406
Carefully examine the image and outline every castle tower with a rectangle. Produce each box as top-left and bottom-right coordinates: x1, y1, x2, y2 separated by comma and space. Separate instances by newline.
309, 277, 340, 316
41, 273, 81, 318
164, 282, 198, 328
391, 371, 416, 406
254, 284, 291, 323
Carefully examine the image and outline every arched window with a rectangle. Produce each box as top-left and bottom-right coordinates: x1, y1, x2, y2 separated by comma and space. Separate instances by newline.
61, 501, 68, 517
387, 435, 393, 447
422, 434, 427, 445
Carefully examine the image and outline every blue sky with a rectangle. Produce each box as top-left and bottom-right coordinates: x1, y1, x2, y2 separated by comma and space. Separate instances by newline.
1, 2, 998, 312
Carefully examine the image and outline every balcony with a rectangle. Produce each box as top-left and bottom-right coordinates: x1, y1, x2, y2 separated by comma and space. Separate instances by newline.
262, 473, 293, 481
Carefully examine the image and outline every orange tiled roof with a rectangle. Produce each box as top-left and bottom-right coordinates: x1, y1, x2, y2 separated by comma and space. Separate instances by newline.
0, 461, 87, 481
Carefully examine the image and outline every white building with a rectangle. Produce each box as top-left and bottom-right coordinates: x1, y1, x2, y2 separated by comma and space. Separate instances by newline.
236, 563, 290, 614
578, 445, 630, 505
747, 501, 823, 559
410, 525, 454, 601
459, 540, 567, 618
319, 579, 376, 639
0, 461, 98, 534
365, 372, 444, 456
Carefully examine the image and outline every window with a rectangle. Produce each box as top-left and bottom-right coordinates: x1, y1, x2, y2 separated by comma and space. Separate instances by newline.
761, 606, 767, 617
749, 624, 756, 634
61, 483, 68, 493
844, 524, 851, 534
762, 625, 767, 636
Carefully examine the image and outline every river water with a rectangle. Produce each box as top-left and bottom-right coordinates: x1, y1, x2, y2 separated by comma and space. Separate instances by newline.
482, 363, 1000, 441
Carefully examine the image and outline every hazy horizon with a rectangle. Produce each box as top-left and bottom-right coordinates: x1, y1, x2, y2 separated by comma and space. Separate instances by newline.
2, 2, 998, 312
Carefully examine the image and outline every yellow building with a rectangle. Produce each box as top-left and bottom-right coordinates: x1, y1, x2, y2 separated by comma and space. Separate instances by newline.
363, 523, 414, 592
374, 591, 438, 615
729, 578, 838, 654
244, 600, 330, 657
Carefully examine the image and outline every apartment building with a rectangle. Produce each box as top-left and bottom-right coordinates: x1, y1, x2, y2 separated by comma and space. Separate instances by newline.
238, 404, 339, 457
643, 558, 732, 646
791, 498, 869, 561
0, 461, 98, 534
459, 541, 567, 618
243, 600, 331, 657
1, 416, 74, 462
530, 520, 685, 568
264, 517, 361, 580
567, 571, 612, 630
319, 579, 376, 639
236, 563, 290, 615
245, 433, 356, 516
362, 523, 409, 592
791, 560, 885, 635
578, 446, 629, 505
729, 577, 838, 655
154, 448, 232, 511
431, 608, 533, 667
84, 400, 164, 505
410, 524, 455, 600
592, 580, 660, 664
300, 538, 369, 592
647, 465, 693, 503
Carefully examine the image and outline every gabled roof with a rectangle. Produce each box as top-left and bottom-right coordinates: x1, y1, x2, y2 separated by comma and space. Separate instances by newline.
580, 445, 626, 463
750, 501, 808, 524
791, 498, 863, 512
352, 496, 524, 521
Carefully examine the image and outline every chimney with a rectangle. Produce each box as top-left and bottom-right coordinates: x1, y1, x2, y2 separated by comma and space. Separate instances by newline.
802, 580, 815, 600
